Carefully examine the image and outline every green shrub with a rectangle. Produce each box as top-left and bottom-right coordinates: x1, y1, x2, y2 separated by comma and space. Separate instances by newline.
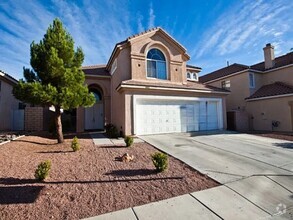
105, 123, 119, 138
151, 152, 168, 172
124, 136, 134, 147
35, 160, 51, 181
71, 136, 80, 152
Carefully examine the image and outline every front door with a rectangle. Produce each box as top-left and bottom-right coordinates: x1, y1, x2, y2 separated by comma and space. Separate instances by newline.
85, 102, 104, 130
85, 88, 104, 130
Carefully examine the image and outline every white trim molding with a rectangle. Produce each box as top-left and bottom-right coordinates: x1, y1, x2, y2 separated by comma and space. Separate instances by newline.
117, 84, 230, 95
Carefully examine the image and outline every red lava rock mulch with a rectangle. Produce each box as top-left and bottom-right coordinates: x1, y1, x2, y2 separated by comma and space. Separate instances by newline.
0, 133, 219, 220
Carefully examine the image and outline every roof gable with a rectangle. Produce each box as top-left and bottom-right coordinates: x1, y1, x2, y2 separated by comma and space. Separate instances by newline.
106, 27, 189, 69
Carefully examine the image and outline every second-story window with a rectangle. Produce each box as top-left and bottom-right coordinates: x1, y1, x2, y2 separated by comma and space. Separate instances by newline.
110, 58, 117, 75
147, 49, 167, 80
249, 73, 255, 88
187, 72, 198, 81
221, 80, 231, 90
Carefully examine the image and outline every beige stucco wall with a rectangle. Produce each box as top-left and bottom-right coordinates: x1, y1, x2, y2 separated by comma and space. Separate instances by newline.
0, 78, 19, 130
206, 65, 293, 132
207, 71, 251, 111
80, 30, 228, 134
110, 47, 131, 134
122, 89, 227, 136
246, 96, 293, 132
262, 65, 293, 86
129, 31, 187, 84
109, 32, 191, 133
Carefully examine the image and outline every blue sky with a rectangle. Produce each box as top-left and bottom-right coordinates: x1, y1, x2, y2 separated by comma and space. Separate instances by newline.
0, 0, 292, 80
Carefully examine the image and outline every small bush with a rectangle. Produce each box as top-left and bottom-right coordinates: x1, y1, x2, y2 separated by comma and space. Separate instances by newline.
71, 136, 80, 152
35, 160, 51, 181
124, 136, 134, 147
151, 152, 168, 172
105, 123, 119, 138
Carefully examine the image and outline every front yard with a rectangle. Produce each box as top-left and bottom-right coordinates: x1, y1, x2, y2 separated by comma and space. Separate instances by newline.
0, 133, 218, 220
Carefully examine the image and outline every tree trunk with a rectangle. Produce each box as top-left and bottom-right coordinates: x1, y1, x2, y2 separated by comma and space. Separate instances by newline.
55, 106, 64, 143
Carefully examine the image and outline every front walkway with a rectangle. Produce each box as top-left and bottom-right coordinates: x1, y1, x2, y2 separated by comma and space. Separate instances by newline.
85, 132, 293, 220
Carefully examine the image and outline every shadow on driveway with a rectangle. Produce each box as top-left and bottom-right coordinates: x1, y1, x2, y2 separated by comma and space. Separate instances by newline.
273, 143, 293, 149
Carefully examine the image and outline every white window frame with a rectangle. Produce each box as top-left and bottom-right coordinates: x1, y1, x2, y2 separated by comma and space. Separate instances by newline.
192, 73, 198, 81
110, 58, 117, 75
249, 73, 255, 88
187, 72, 191, 79
146, 48, 168, 80
187, 72, 198, 81
221, 80, 231, 90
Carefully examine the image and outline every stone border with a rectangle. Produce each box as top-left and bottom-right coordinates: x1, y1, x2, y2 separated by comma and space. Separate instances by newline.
0, 135, 25, 146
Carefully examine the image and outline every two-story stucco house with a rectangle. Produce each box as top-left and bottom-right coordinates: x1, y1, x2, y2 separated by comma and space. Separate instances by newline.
200, 44, 293, 132
77, 28, 229, 136
0, 70, 24, 131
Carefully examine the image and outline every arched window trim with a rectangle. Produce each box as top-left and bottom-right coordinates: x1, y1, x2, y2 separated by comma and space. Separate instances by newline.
187, 72, 198, 81
146, 48, 168, 80
89, 88, 103, 102
187, 72, 191, 79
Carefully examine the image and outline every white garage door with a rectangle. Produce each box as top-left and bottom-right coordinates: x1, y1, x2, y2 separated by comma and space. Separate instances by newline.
135, 99, 220, 135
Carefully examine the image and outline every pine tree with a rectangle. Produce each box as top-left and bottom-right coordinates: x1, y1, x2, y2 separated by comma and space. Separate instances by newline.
13, 18, 95, 143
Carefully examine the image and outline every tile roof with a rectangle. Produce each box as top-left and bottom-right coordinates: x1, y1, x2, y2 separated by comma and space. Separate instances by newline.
251, 52, 293, 71
246, 82, 293, 100
199, 64, 249, 83
199, 51, 293, 83
118, 79, 229, 93
187, 64, 202, 70
81, 65, 110, 77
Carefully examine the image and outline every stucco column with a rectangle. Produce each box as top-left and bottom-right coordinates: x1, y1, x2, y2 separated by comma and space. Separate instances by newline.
104, 96, 111, 125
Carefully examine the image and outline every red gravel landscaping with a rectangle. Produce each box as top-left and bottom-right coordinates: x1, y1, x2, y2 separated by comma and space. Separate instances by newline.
0, 133, 219, 220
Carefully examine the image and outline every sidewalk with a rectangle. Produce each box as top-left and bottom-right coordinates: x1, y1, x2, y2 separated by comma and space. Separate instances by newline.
85, 133, 292, 220
90, 132, 144, 146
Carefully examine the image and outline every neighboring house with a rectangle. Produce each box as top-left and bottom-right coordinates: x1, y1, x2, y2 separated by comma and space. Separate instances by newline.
0, 70, 24, 131
200, 44, 293, 132
77, 28, 229, 135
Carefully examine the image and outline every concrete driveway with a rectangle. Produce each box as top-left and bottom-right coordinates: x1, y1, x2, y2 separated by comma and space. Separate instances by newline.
139, 131, 293, 219
141, 132, 293, 184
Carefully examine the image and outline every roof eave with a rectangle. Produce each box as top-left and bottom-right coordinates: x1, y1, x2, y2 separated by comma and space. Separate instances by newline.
246, 93, 293, 101
117, 83, 230, 95
0, 71, 18, 85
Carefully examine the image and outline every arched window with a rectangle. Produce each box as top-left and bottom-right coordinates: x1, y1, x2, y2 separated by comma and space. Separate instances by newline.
89, 88, 102, 102
146, 48, 167, 79
186, 72, 198, 81
192, 73, 198, 81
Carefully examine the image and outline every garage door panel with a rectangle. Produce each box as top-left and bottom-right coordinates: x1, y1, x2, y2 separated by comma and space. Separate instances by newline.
135, 99, 220, 135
